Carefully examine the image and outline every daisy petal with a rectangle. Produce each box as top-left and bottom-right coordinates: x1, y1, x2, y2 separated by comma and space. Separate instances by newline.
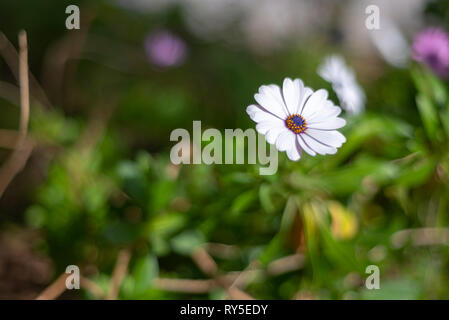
323, 105, 342, 117
297, 87, 314, 115
301, 89, 329, 119
246, 104, 283, 123
282, 78, 301, 115
306, 129, 346, 148
301, 133, 337, 155
307, 117, 346, 130
307, 108, 342, 124
307, 102, 341, 122
266, 126, 287, 144
255, 85, 288, 118
286, 143, 301, 161
297, 135, 316, 156
246, 104, 258, 117
275, 130, 296, 152
256, 121, 280, 135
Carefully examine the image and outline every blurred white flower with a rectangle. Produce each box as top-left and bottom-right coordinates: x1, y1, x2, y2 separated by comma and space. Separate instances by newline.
318, 55, 365, 115
369, 16, 410, 68
341, 0, 426, 67
247, 78, 346, 161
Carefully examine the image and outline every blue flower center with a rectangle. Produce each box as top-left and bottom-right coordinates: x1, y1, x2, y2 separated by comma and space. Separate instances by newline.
285, 114, 307, 134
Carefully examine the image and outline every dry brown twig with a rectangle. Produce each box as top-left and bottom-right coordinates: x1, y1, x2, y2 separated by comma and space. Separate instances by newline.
35, 273, 106, 300
191, 247, 219, 277
36, 244, 303, 299
391, 227, 449, 248
191, 246, 255, 300
266, 253, 305, 276
35, 249, 305, 300
155, 248, 305, 299
0, 128, 33, 149
154, 278, 216, 294
0, 31, 51, 108
106, 249, 131, 300
35, 273, 69, 300
205, 242, 240, 260
16, 31, 29, 144
80, 276, 105, 299
228, 260, 263, 291
0, 30, 33, 198
37, 249, 130, 300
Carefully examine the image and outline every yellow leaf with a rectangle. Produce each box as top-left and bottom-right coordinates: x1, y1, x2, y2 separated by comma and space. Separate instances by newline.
327, 201, 358, 240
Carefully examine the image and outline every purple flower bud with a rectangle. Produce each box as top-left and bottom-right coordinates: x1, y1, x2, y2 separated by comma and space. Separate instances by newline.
412, 27, 449, 77
145, 31, 187, 68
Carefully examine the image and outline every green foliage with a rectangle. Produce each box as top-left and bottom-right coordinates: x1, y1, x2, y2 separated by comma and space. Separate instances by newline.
2, 0, 449, 300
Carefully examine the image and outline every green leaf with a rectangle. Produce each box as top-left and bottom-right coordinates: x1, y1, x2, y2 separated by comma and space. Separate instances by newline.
171, 230, 205, 255
319, 220, 361, 272
148, 212, 187, 237
116, 161, 149, 205
259, 196, 297, 265
326, 114, 412, 167
440, 108, 449, 139
259, 183, 275, 214
132, 254, 159, 296
416, 93, 439, 141
427, 71, 447, 106
230, 189, 257, 215
396, 158, 436, 188
150, 180, 176, 213
259, 235, 285, 265
320, 157, 398, 195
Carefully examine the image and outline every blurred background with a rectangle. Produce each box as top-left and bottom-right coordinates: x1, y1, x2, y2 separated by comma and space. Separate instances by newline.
1, 0, 449, 300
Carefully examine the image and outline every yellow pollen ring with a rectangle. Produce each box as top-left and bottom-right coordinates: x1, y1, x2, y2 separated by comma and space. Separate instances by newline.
285, 114, 307, 134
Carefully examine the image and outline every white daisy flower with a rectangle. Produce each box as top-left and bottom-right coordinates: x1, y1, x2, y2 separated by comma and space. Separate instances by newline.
318, 55, 366, 115
246, 78, 347, 161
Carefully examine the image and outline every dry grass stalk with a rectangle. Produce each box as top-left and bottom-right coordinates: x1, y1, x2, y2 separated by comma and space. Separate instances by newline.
154, 278, 216, 294
0, 30, 33, 198
106, 249, 131, 300
35, 273, 68, 300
